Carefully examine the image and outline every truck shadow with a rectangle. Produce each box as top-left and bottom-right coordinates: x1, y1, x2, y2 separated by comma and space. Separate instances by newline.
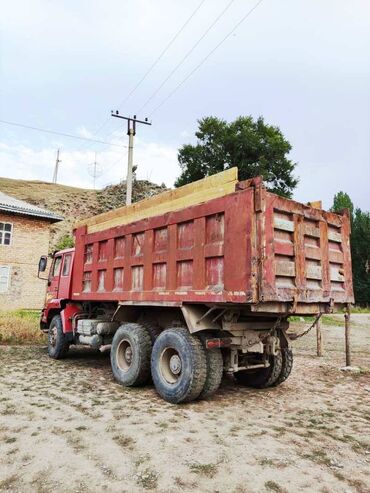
37, 344, 284, 406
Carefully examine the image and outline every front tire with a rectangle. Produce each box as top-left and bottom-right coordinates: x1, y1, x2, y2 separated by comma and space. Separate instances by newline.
48, 315, 70, 359
151, 327, 207, 404
111, 323, 152, 387
235, 351, 283, 389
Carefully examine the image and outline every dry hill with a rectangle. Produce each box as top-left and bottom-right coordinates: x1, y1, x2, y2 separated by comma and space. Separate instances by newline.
0, 177, 166, 250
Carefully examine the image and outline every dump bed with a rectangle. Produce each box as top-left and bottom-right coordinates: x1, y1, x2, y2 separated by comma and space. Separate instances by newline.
72, 171, 353, 314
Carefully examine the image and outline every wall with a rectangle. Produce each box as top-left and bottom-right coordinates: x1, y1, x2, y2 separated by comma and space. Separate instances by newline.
0, 213, 51, 310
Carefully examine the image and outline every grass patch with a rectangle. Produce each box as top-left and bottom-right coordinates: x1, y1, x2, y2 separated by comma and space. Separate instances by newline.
113, 434, 135, 449
265, 480, 285, 492
189, 462, 218, 478
302, 449, 331, 466
0, 310, 45, 344
0, 474, 18, 489
135, 468, 158, 490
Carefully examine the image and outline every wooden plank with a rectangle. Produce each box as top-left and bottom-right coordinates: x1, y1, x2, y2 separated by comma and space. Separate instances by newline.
86, 182, 236, 234
75, 167, 238, 230
307, 200, 322, 210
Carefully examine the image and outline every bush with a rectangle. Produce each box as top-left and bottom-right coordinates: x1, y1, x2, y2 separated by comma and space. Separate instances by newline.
0, 310, 46, 345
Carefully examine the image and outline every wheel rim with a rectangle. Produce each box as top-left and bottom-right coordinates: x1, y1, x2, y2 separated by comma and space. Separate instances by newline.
50, 327, 58, 348
159, 347, 182, 384
117, 339, 133, 372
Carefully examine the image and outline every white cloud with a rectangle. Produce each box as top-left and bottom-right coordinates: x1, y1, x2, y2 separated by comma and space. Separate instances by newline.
0, 138, 180, 190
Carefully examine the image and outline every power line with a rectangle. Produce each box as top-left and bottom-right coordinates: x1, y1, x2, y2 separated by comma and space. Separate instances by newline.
149, 0, 265, 116
138, 0, 236, 114
0, 119, 127, 148
117, 0, 207, 110
81, 0, 207, 144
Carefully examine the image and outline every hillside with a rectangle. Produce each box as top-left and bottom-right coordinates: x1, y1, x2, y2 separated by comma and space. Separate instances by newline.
0, 177, 167, 250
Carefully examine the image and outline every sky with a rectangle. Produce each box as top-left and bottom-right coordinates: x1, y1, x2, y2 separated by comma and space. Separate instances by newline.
0, 0, 369, 210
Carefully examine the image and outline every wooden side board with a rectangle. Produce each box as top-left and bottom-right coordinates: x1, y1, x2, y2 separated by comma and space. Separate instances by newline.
75, 167, 239, 234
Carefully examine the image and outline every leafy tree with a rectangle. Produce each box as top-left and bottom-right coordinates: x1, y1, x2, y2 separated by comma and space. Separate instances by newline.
351, 208, 370, 305
331, 191, 354, 219
55, 234, 74, 251
175, 116, 298, 197
332, 193, 370, 305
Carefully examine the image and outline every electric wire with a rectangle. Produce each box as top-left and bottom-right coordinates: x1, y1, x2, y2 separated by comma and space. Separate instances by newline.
80, 0, 207, 145
137, 0, 236, 114
149, 0, 264, 116
0, 119, 127, 148
117, 0, 207, 110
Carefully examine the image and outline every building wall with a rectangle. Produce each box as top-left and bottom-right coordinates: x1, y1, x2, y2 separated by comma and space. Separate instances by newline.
0, 213, 51, 310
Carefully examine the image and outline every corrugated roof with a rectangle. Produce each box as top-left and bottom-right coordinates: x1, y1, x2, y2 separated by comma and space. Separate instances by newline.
0, 191, 63, 222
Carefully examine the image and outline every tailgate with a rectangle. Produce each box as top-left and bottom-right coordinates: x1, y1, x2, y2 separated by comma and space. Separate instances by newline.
258, 190, 354, 306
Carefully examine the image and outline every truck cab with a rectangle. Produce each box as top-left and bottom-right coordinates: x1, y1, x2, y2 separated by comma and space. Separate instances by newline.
40, 248, 75, 331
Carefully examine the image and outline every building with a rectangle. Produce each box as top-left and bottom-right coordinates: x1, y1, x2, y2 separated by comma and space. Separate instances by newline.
0, 192, 62, 310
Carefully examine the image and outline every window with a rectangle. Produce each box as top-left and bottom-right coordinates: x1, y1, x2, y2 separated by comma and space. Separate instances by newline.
0, 266, 10, 293
52, 256, 62, 277
62, 254, 72, 276
0, 223, 12, 246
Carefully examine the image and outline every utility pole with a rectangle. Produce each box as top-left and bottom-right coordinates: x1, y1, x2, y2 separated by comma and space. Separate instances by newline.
93, 153, 97, 189
111, 111, 151, 205
52, 149, 61, 184
88, 152, 102, 189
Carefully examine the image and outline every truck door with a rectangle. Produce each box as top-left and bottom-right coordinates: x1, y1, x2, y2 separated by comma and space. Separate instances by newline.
48, 255, 62, 300
58, 252, 74, 299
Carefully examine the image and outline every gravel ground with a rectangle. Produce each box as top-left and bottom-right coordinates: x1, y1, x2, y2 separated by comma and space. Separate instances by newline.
0, 314, 369, 493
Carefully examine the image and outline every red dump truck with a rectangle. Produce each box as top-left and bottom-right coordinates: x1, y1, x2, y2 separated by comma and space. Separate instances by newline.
39, 169, 353, 403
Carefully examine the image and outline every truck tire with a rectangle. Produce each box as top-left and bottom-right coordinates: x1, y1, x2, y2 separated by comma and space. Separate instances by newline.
234, 351, 283, 389
111, 323, 152, 387
151, 327, 207, 404
198, 334, 223, 399
272, 348, 293, 386
48, 315, 70, 359
140, 321, 162, 344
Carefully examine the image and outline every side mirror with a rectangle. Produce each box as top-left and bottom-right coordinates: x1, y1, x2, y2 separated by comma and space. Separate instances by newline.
38, 255, 48, 274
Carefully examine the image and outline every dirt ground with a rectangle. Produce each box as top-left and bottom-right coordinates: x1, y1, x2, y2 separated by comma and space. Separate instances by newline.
0, 314, 369, 493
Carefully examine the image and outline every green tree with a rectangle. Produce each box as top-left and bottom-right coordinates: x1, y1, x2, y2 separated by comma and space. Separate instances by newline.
175, 116, 298, 197
331, 191, 354, 219
351, 208, 370, 305
332, 193, 370, 305
55, 234, 74, 251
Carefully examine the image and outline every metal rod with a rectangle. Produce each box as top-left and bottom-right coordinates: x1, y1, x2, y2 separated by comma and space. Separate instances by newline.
315, 313, 323, 357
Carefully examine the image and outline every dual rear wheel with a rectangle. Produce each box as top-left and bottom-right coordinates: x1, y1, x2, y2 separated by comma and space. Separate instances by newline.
234, 347, 293, 388
111, 324, 223, 404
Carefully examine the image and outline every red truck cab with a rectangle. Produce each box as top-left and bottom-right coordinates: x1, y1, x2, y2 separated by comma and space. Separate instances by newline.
40, 248, 76, 332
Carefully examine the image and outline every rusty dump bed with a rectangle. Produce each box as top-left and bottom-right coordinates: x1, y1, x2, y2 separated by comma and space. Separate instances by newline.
72, 176, 353, 314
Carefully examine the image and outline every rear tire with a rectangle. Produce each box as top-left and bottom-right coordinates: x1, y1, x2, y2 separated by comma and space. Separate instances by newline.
111, 323, 152, 387
140, 321, 162, 344
272, 348, 293, 386
198, 334, 223, 399
151, 327, 207, 404
235, 351, 283, 389
48, 315, 70, 359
